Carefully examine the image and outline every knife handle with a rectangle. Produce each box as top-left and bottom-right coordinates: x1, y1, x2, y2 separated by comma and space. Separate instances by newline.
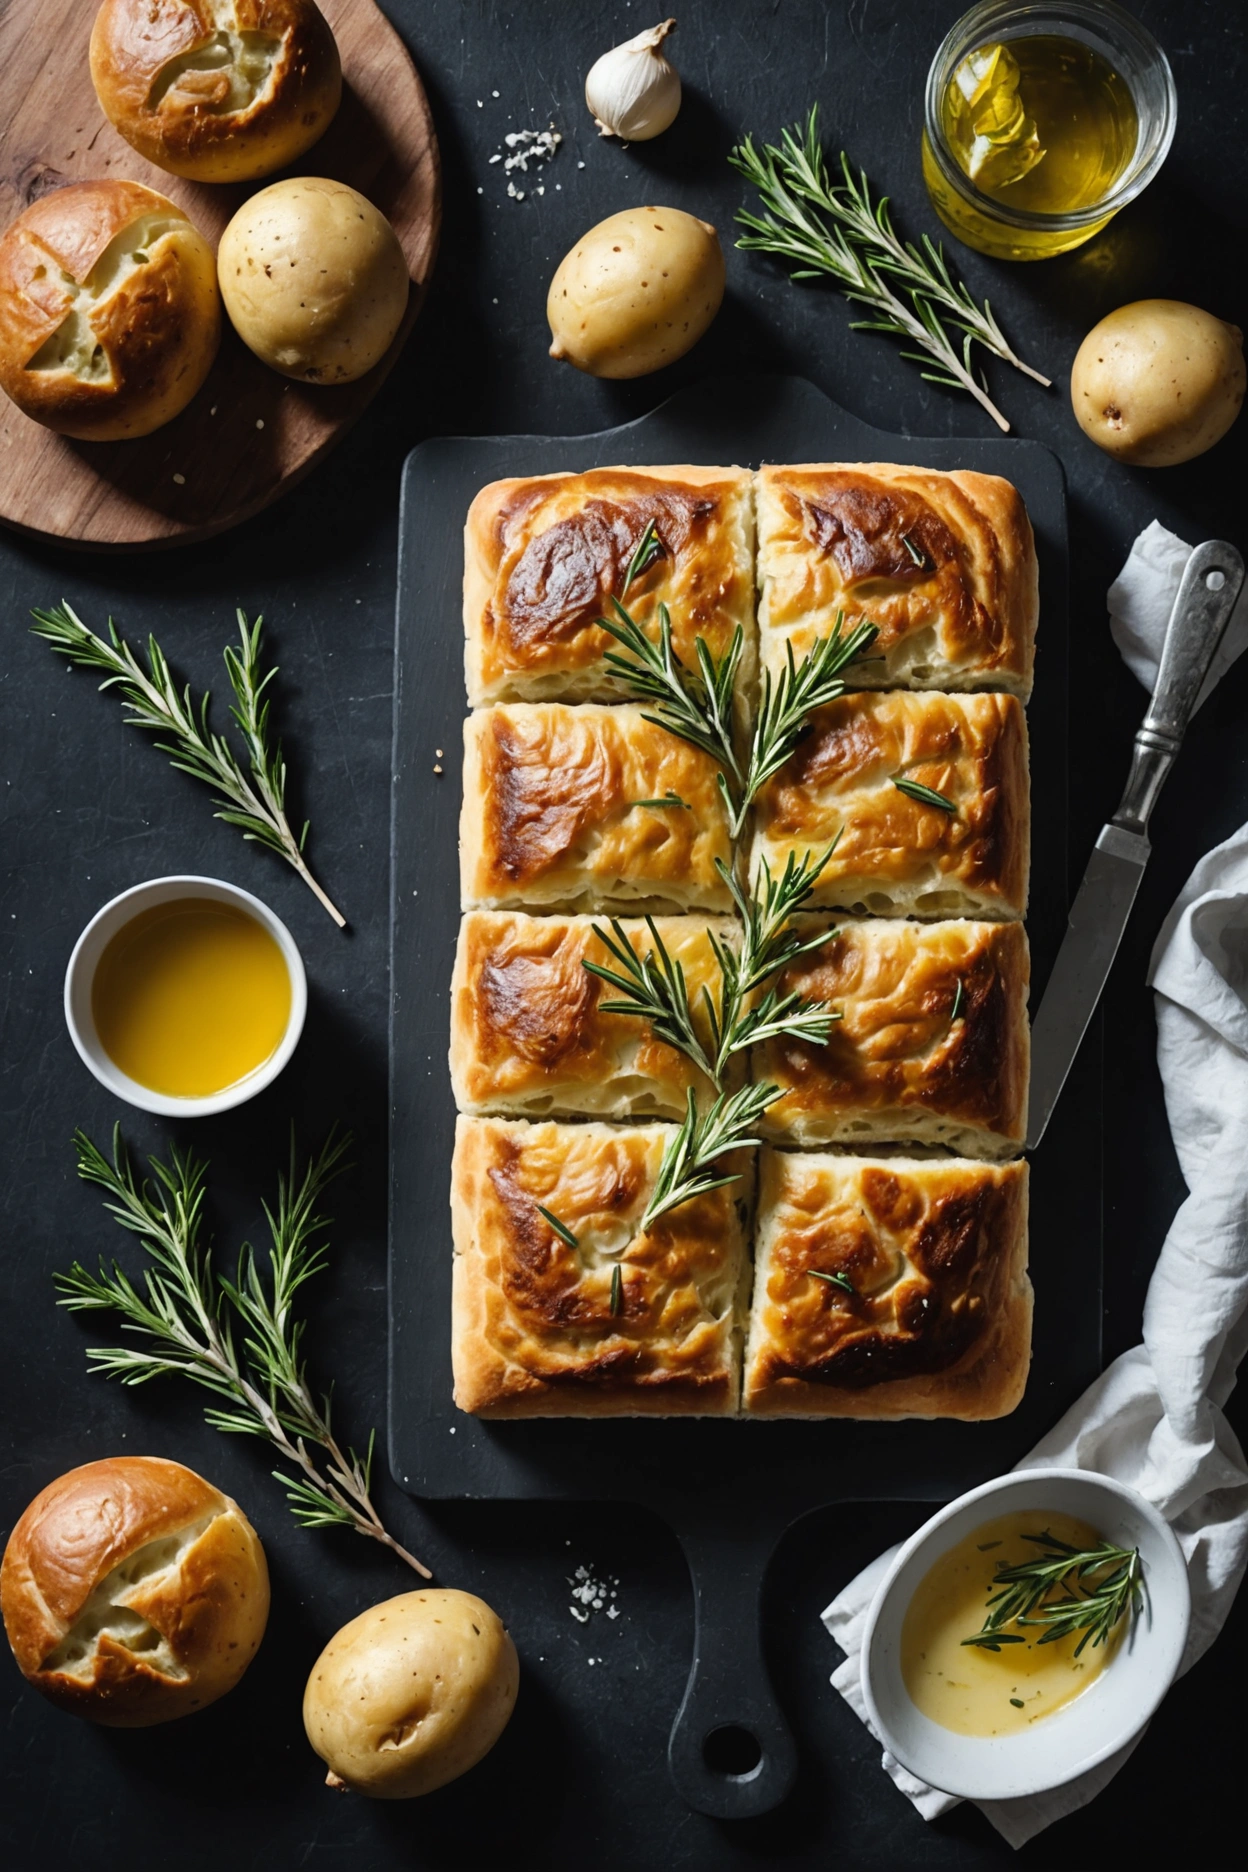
1112, 538, 1245, 837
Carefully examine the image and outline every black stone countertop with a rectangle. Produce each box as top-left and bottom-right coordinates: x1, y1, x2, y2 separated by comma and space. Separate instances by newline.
2, 4, 1246, 1866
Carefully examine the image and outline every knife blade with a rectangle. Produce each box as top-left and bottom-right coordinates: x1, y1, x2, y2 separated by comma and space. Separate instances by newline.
1026, 538, 1246, 1152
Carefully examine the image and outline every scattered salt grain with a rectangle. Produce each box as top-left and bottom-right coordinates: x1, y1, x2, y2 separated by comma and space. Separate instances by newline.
567, 1563, 622, 1627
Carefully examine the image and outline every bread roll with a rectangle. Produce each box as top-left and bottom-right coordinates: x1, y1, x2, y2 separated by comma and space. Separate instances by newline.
89, 0, 341, 184
1, 1456, 269, 1726
0, 181, 220, 440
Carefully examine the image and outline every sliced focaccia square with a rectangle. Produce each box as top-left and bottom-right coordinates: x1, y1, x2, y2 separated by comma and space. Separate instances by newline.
451, 911, 739, 1120
464, 465, 755, 706
451, 1117, 751, 1417
742, 1151, 1030, 1419
750, 689, 1029, 919
755, 917, 1029, 1158
460, 704, 735, 914
755, 463, 1037, 696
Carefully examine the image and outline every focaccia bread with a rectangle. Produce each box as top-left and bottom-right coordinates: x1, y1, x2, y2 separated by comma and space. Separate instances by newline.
464, 466, 755, 706
743, 1152, 1030, 1418
755, 463, 1037, 696
756, 918, 1029, 1157
460, 704, 735, 913
451, 1117, 750, 1417
451, 912, 739, 1119
751, 690, 1029, 918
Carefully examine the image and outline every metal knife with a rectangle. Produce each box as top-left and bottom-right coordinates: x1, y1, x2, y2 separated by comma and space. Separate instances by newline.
1026, 537, 1246, 1152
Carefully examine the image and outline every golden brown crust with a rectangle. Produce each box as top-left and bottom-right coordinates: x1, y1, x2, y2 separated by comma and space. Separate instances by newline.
464, 466, 755, 706
460, 705, 735, 913
756, 918, 1029, 1156
756, 464, 1037, 696
89, 0, 341, 184
451, 912, 739, 1119
451, 1118, 750, 1417
751, 690, 1029, 919
0, 181, 220, 440
1, 1457, 269, 1726
743, 1153, 1030, 1418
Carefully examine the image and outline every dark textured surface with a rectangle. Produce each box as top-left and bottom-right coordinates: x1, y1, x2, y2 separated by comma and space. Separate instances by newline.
1, 1, 1245, 1865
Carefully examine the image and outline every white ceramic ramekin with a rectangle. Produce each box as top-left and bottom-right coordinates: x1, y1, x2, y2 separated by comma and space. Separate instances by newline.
860, 1467, 1190, 1802
64, 875, 307, 1118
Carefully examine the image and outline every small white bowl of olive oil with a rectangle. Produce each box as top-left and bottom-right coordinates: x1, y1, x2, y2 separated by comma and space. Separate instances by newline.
65, 876, 307, 1117
860, 1468, 1189, 1802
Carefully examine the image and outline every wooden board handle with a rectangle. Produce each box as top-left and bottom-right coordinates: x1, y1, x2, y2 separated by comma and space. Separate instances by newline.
666, 1518, 797, 1819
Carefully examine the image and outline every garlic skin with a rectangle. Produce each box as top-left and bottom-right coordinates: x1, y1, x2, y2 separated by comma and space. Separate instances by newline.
585, 19, 681, 142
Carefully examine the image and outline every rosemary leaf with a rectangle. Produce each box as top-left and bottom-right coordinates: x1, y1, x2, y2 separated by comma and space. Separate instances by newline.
56, 1126, 428, 1576
609, 1263, 623, 1316
892, 775, 957, 813
29, 604, 345, 927
809, 1269, 855, 1294
536, 1203, 580, 1248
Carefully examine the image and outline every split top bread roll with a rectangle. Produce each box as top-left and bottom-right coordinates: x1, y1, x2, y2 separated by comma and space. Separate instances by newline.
463, 466, 756, 707
89, 0, 341, 184
756, 463, 1038, 697
460, 704, 735, 914
743, 1152, 1031, 1419
1, 1456, 269, 1725
0, 180, 220, 440
451, 1117, 750, 1417
451, 912, 738, 1120
751, 690, 1029, 919
756, 918, 1030, 1158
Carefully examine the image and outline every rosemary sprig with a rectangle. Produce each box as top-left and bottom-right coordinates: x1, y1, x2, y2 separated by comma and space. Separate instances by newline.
961, 1532, 1143, 1658
892, 775, 957, 813
584, 917, 719, 1086
55, 1126, 428, 1577
29, 604, 345, 927
598, 600, 744, 794
736, 616, 879, 838
730, 107, 1050, 431
643, 1082, 776, 1229
707, 845, 843, 1072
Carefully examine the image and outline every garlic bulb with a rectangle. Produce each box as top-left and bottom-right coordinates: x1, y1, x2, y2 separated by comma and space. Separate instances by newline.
585, 19, 681, 142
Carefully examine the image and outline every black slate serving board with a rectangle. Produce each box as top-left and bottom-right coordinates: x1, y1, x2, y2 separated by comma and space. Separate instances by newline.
389, 374, 1098, 1818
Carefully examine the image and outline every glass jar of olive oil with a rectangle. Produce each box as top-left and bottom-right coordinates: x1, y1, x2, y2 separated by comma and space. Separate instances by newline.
922, 0, 1176, 260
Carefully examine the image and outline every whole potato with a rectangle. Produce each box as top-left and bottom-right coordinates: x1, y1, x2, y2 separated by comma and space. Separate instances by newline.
1071, 300, 1245, 467
548, 206, 724, 378
303, 1590, 518, 1798
218, 178, 409, 385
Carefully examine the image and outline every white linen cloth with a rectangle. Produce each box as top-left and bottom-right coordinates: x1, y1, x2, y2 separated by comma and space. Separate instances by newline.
821, 523, 1248, 1849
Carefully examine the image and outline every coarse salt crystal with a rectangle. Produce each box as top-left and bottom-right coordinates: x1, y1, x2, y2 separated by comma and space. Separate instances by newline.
172, 473, 185, 485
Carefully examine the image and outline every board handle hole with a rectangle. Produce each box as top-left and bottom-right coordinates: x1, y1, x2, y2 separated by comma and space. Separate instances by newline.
703, 1724, 763, 1780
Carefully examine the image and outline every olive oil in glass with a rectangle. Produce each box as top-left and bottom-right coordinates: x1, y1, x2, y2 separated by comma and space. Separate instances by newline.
922, 2, 1176, 260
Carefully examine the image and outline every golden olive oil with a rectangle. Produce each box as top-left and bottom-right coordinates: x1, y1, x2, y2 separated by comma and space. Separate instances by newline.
93, 898, 291, 1098
925, 35, 1139, 258
900, 1511, 1123, 1737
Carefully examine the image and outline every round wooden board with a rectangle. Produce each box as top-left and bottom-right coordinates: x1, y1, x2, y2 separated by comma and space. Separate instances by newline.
0, 0, 440, 549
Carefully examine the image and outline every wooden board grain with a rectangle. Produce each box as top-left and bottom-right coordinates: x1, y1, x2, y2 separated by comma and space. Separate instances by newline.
0, 0, 440, 549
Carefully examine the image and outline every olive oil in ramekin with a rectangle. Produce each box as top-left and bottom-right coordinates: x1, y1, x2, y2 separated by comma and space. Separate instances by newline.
92, 898, 291, 1098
